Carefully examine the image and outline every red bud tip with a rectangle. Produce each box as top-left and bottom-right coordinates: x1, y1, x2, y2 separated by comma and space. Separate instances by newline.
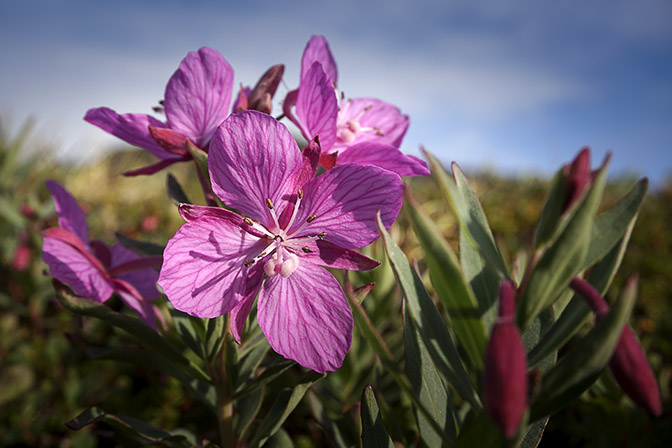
563, 147, 591, 213
498, 278, 517, 321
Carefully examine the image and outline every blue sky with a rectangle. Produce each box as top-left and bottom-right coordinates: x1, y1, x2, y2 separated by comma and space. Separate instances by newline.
1, 0, 671, 185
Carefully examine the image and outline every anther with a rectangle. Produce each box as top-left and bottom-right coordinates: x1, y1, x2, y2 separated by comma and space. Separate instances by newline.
297, 189, 303, 199
244, 260, 255, 267
302, 246, 313, 253
307, 214, 317, 223
364, 105, 372, 111
265, 198, 274, 209
244, 217, 253, 225
317, 232, 327, 239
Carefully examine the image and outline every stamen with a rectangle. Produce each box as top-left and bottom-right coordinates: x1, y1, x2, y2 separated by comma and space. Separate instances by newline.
265, 197, 281, 231
244, 260, 255, 267
244, 217, 253, 225
284, 190, 303, 235
302, 246, 312, 253
265, 198, 274, 209
307, 214, 317, 223
318, 232, 327, 239
297, 189, 303, 199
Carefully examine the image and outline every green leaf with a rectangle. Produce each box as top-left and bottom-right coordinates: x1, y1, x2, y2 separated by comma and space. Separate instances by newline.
460, 228, 499, 332
65, 407, 198, 447
307, 392, 351, 448
533, 169, 567, 248
527, 220, 636, 370
167, 173, 191, 205
361, 385, 395, 448
404, 300, 458, 446
80, 345, 217, 413
582, 178, 647, 269
455, 412, 505, 448
205, 315, 226, 361
169, 305, 206, 358
55, 282, 211, 383
517, 418, 549, 448
115, 232, 165, 257
224, 333, 239, 389
521, 307, 556, 372
186, 140, 210, 182
236, 387, 264, 440
517, 157, 609, 329
529, 277, 638, 420
248, 371, 325, 448
233, 359, 295, 400
377, 212, 481, 409
407, 195, 488, 369
425, 150, 508, 277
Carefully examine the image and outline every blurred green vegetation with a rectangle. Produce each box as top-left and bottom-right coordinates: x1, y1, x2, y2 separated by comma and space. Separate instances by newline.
1, 122, 670, 446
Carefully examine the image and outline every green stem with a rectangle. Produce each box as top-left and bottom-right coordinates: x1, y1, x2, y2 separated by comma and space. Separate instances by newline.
216, 315, 236, 447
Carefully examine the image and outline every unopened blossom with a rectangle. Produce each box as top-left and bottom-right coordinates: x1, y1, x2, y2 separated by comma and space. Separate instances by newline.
232, 64, 285, 114
284, 35, 428, 177
569, 276, 662, 415
159, 111, 404, 372
85, 47, 234, 175
42, 181, 161, 329
484, 278, 528, 439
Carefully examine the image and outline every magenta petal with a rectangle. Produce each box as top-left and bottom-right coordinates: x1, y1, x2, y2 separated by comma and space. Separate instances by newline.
42, 237, 113, 303
158, 215, 268, 318
209, 111, 302, 227
229, 265, 264, 343
179, 204, 269, 239
164, 47, 234, 146
45, 180, 90, 243
333, 98, 409, 152
290, 164, 404, 249
296, 62, 338, 152
84, 107, 173, 160
109, 243, 159, 302
257, 262, 353, 372
292, 136, 322, 190
295, 240, 379, 271
301, 35, 338, 85
337, 142, 430, 177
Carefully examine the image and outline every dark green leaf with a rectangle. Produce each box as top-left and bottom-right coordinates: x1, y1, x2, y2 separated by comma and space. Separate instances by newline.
167, 173, 191, 205
530, 277, 637, 420
361, 385, 395, 448
205, 315, 226, 361
236, 387, 264, 440
533, 169, 567, 248
65, 407, 197, 447
517, 418, 549, 448
169, 305, 205, 358
455, 412, 505, 448
407, 195, 487, 369
115, 232, 165, 257
248, 371, 324, 448
377, 213, 481, 409
233, 359, 295, 400
55, 282, 211, 383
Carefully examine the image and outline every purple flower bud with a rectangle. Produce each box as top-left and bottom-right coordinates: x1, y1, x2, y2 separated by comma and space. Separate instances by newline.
484, 278, 528, 439
569, 276, 662, 415
247, 64, 284, 113
563, 147, 591, 213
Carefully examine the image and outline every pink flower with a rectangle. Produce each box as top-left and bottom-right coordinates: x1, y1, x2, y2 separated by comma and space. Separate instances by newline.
158, 111, 404, 372
85, 47, 234, 175
284, 36, 428, 177
484, 278, 528, 439
42, 181, 161, 329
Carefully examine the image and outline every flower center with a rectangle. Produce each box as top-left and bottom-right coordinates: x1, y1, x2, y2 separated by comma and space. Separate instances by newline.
336, 97, 384, 145
242, 191, 327, 278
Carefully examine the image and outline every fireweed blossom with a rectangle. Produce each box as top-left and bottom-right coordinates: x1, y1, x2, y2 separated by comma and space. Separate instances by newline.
42, 181, 161, 329
283, 35, 428, 177
85, 47, 234, 175
158, 111, 404, 372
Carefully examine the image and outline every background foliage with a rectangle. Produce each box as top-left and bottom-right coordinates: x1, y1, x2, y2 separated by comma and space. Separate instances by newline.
1, 123, 670, 446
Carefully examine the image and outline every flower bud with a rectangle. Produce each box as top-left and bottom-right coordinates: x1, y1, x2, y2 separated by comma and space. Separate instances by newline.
562, 147, 591, 213
484, 278, 528, 439
569, 276, 662, 415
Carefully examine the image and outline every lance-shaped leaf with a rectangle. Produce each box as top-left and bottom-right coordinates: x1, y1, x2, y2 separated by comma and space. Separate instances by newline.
527, 209, 637, 369
167, 173, 191, 205
460, 228, 499, 332
248, 371, 325, 448
455, 412, 505, 448
424, 149, 508, 278
517, 156, 609, 328
406, 192, 487, 369
55, 282, 210, 383
115, 233, 165, 257
582, 177, 647, 269
66, 406, 198, 447
377, 212, 481, 408
533, 169, 568, 249
204, 315, 226, 361
404, 299, 458, 446
361, 385, 395, 448
78, 344, 217, 414
529, 276, 637, 420
235, 388, 264, 440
